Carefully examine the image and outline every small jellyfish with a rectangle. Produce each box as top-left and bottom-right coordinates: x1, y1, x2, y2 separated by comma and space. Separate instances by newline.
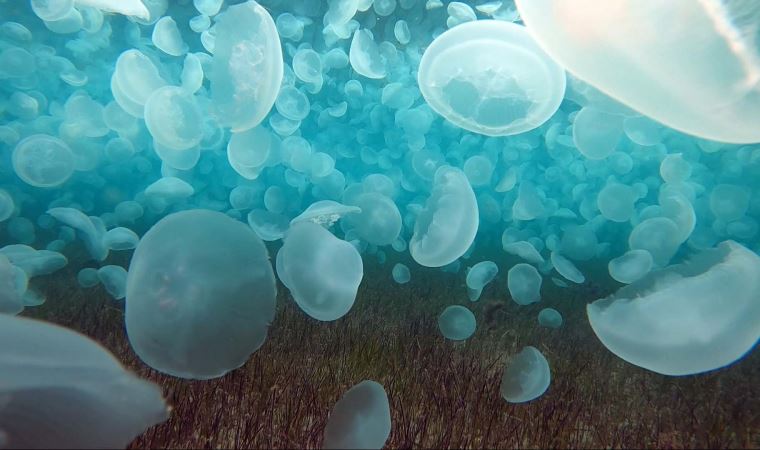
47, 207, 108, 261
344, 193, 402, 246
572, 107, 623, 160
507, 263, 541, 305
103, 227, 139, 251
349, 29, 387, 79
710, 184, 750, 222
75, 0, 150, 19
538, 308, 563, 328
152, 16, 188, 56
503, 241, 544, 265
77, 267, 100, 288
560, 225, 597, 262
211, 0, 283, 131
98, 265, 128, 300
290, 200, 361, 227
126, 210, 277, 379
418, 20, 565, 136
292, 48, 323, 84
227, 126, 279, 180
438, 305, 477, 340
410, 167, 479, 268
323, 380, 391, 450
628, 217, 682, 267
597, 182, 637, 222
247, 209, 290, 241
588, 240, 760, 376
144, 177, 194, 200
500, 346, 551, 403
608, 249, 653, 284
392, 263, 411, 284
550, 251, 584, 284
0, 314, 167, 448
466, 261, 498, 301
12, 135, 75, 188
277, 221, 363, 322
0, 189, 15, 222
144, 86, 203, 151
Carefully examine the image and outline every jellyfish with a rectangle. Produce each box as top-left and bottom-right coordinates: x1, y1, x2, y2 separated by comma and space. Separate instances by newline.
47, 207, 108, 261
0, 189, 14, 222
0, 314, 167, 448
323, 380, 391, 450
98, 265, 128, 300
392, 263, 411, 284
12, 135, 76, 188
125, 209, 277, 379
211, 0, 283, 132
103, 227, 139, 251
507, 263, 542, 305
77, 267, 100, 289
417, 20, 566, 136
247, 209, 290, 241
466, 261, 498, 301
500, 346, 551, 403
597, 182, 637, 222
608, 249, 653, 284
503, 241, 544, 264
276, 221, 363, 322
550, 251, 585, 284
588, 240, 760, 376
628, 217, 682, 267
410, 166, 478, 267
0, 254, 23, 315
290, 200, 362, 227
152, 16, 187, 56
538, 308, 563, 329
515, 0, 760, 144
438, 305, 477, 340
343, 193, 402, 246
75, 0, 151, 19
144, 86, 203, 151
349, 29, 387, 79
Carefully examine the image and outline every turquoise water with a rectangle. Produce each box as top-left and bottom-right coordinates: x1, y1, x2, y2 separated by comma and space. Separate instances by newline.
1, 1, 759, 448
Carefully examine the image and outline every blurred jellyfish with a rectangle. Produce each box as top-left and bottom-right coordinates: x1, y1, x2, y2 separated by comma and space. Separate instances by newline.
500, 346, 551, 403
323, 380, 391, 450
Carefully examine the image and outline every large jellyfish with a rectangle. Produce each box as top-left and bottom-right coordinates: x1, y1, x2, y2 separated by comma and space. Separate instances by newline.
500, 346, 551, 403
211, 0, 284, 132
417, 20, 566, 136
276, 221, 363, 322
0, 314, 167, 448
588, 240, 760, 376
515, 0, 760, 144
125, 209, 277, 380
323, 380, 391, 450
410, 166, 479, 267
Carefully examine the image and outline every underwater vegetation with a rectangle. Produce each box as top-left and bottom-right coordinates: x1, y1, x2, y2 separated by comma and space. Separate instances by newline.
0, 0, 759, 448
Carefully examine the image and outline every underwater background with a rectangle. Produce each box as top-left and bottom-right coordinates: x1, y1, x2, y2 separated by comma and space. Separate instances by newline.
1, 0, 759, 448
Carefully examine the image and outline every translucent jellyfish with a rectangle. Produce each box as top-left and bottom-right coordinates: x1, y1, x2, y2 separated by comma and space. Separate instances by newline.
75, 0, 151, 19
466, 261, 498, 301
47, 207, 108, 261
572, 107, 623, 160
410, 167, 479, 268
349, 29, 387, 79
710, 184, 750, 222
392, 263, 411, 284
394, 19, 410, 45
12, 135, 75, 188
507, 263, 541, 305
0, 189, 14, 222
193, 0, 223, 16
125, 209, 277, 379
144, 86, 203, 151
77, 267, 100, 288
275, 86, 311, 121
277, 221, 363, 322
103, 227, 139, 251
144, 177, 194, 200
588, 240, 760, 376
227, 126, 279, 180
560, 225, 597, 261
111, 49, 167, 118
247, 209, 289, 241
2, 246, 67, 278
628, 217, 682, 267
597, 182, 637, 222
660, 153, 692, 183
608, 249, 653, 284
323, 380, 391, 450
417, 20, 566, 136
463, 155, 494, 187
31, 0, 73, 21
0, 254, 23, 315
152, 16, 188, 56
292, 48, 322, 84
515, 0, 760, 144
115, 201, 144, 223
211, 0, 283, 132
538, 308, 563, 328
503, 241, 544, 264
500, 346, 551, 403
344, 193, 402, 246
98, 265, 127, 300
291, 200, 362, 227
438, 305, 477, 340
550, 251, 585, 284
0, 314, 168, 448
512, 182, 546, 220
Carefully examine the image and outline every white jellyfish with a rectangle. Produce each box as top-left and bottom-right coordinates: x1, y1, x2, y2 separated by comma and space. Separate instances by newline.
12, 135, 75, 188
290, 200, 361, 227
500, 346, 551, 403
608, 250, 653, 284
276, 221, 363, 322
0, 314, 167, 448
466, 261, 498, 301
507, 263, 542, 305
125, 209, 277, 379
323, 380, 391, 450
410, 166, 479, 268
343, 193, 402, 246
438, 305, 477, 340
417, 20, 566, 136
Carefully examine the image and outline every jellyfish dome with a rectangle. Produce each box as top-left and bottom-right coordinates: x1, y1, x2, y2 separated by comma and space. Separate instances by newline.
588, 240, 760, 376
515, 0, 760, 144
500, 346, 551, 403
323, 380, 391, 450
125, 209, 277, 380
12, 134, 75, 188
276, 221, 363, 322
417, 20, 566, 136
438, 305, 477, 340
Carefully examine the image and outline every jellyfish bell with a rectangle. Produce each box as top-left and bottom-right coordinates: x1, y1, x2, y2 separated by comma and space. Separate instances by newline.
515, 0, 760, 144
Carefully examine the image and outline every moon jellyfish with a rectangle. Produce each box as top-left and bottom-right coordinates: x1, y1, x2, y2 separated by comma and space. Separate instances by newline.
323, 380, 391, 450
103, 227, 139, 251
211, 0, 283, 132
417, 20, 566, 136
500, 346, 551, 403
98, 265, 128, 300
628, 217, 682, 267
144, 86, 203, 151
12, 135, 75, 188
710, 184, 750, 222
276, 221, 363, 322
438, 305, 476, 340
0, 189, 14, 222
392, 263, 411, 284
0, 254, 23, 315
572, 107, 623, 160
538, 308, 563, 328
290, 200, 361, 227
349, 29, 387, 79
152, 16, 188, 56
75, 0, 151, 19
247, 209, 289, 241
588, 240, 760, 376
0, 314, 167, 448
77, 267, 100, 288
608, 249, 653, 284
466, 260, 498, 301
550, 251, 585, 284
503, 240, 544, 264
507, 263, 542, 305
515, 0, 760, 144
410, 166, 478, 267
47, 207, 108, 261
344, 193, 402, 246
597, 182, 637, 222
125, 209, 277, 379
